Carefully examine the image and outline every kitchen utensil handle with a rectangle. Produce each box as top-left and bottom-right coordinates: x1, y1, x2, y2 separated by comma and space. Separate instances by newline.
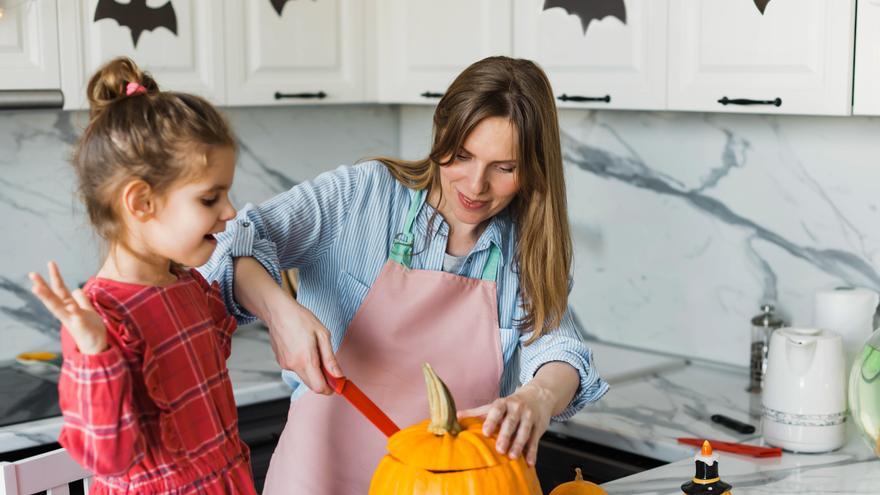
677, 438, 782, 457
711, 414, 756, 434
420, 91, 444, 98
717, 96, 781, 107
558, 94, 611, 103
274, 91, 328, 100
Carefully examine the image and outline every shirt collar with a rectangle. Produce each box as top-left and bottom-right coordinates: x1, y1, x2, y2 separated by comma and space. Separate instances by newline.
412, 194, 511, 267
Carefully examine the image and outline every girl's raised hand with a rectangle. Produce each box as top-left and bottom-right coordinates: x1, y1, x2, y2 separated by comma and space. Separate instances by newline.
29, 261, 108, 355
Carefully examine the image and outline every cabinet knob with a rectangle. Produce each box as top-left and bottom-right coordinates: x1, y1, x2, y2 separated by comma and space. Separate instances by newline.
717, 96, 781, 107
274, 91, 327, 100
420, 91, 444, 99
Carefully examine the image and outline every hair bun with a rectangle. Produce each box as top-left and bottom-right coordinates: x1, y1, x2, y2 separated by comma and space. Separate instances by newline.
86, 57, 159, 117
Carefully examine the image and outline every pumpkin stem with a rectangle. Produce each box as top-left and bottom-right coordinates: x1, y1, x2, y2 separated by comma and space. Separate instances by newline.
574, 467, 583, 481
423, 363, 462, 436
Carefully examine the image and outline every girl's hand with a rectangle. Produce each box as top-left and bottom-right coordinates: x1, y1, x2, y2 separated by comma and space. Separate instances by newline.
29, 261, 108, 355
264, 290, 342, 395
457, 382, 554, 466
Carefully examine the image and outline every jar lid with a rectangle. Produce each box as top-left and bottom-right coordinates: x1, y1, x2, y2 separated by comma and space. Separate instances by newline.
751, 303, 784, 328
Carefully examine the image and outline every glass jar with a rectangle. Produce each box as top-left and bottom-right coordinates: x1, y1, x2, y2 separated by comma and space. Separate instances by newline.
849, 330, 880, 456
749, 304, 784, 393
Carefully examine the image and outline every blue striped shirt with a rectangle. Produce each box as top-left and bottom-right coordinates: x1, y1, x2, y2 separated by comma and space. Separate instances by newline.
199, 160, 608, 421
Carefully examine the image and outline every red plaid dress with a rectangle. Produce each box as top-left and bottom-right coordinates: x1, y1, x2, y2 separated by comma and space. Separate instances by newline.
58, 269, 257, 495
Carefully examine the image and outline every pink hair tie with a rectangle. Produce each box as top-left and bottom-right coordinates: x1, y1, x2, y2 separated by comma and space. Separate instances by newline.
124, 82, 147, 96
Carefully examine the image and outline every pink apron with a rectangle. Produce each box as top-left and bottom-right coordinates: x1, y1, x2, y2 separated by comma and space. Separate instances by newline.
262, 189, 505, 495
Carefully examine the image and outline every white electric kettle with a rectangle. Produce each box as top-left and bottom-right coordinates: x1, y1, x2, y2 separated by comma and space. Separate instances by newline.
762, 327, 846, 453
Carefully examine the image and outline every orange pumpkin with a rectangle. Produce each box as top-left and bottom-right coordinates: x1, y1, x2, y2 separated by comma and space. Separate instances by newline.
369, 363, 543, 494
548, 468, 608, 495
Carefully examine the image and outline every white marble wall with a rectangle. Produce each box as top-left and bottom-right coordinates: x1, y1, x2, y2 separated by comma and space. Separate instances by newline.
5, 103, 879, 369
400, 106, 880, 367
0, 105, 398, 362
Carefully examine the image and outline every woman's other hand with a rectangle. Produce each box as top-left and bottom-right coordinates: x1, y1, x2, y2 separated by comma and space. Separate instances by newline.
264, 291, 343, 395
29, 261, 108, 355
457, 361, 580, 466
233, 257, 343, 395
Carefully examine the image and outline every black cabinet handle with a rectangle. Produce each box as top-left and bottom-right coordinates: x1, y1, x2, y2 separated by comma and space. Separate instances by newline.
717, 96, 781, 107
274, 91, 327, 100
420, 91, 444, 99
557, 94, 611, 103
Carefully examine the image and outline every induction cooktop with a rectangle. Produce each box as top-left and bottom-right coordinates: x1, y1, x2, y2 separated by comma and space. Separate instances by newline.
0, 366, 61, 428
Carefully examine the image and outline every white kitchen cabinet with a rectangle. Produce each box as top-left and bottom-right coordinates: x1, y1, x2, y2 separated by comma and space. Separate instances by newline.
513, 0, 668, 110
667, 0, 855, 115
376, 0, 512, 104
224, 0, 366, 106
57, 0, 226, 110
854, 0, 880, 115
0, 0, 61, 90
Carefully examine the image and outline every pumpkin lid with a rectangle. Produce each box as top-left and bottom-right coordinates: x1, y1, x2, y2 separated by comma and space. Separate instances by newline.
385, 364, 516, 471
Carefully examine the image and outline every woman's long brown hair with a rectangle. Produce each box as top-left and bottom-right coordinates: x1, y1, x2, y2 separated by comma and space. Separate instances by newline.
377, 56, 572, 343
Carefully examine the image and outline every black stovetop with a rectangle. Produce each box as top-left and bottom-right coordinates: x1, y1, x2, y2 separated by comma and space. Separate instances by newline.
0, 366, 61, 428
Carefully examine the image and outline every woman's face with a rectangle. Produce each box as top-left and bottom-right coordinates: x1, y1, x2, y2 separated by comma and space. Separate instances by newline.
437, 116, 520, 229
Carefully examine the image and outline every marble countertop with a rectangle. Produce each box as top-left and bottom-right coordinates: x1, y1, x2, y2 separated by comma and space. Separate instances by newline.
559, 340, 880, 494
0, 325, 290, 454
603, 428, 879, 494
3, 331, 877, 493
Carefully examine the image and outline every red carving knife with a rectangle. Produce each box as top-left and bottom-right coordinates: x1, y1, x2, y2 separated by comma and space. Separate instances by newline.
322, 366, 400, 437
677, 438, 782, 458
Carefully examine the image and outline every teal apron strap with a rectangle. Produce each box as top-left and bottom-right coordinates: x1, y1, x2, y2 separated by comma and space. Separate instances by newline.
389, 188, 425, 268
480, 244, 502, 282
390, 188, 502, 281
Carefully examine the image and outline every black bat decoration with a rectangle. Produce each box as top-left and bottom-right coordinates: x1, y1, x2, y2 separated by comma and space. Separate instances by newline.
94, 0, 178, 48
754, 0, 771, 14
542, 0, 627, 35
269, 0, 315, 17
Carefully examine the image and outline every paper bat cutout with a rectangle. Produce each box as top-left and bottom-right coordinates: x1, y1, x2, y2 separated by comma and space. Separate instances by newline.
754, 0, 771, 14
270, 0, 315, 17
542, 0, 627, 35
94, 0, 178, 48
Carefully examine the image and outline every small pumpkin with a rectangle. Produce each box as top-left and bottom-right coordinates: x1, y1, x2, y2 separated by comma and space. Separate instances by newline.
549, 468, 608, 495
369, 363, 543, 494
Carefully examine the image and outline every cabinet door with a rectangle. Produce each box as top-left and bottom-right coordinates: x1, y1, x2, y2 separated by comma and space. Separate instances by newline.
377, 0, 512, 104
0, 0, 60, 90
668, 0, 855, 115
224, 0, 365, 106
58, 0, 225, 109
854, 0, 880, 115
513, 0, 667, 110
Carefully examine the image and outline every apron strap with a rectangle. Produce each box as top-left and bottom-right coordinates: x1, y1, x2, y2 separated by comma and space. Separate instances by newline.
480, 244, 502, 282
390, 188, 502, 283
389, 188, 425, 267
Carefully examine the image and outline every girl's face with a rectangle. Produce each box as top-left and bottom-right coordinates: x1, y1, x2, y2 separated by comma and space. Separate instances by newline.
436, 117, 521, 230
143, 145, 237, 267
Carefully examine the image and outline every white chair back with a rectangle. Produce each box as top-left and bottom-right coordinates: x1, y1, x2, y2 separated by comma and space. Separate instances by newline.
0, 448, 92, 495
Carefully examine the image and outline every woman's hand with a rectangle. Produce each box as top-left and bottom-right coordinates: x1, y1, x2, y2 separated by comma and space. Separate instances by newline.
264, 292, 343, 395
457, 362, 580, 466
29, 261, 108, 355
232, 257, 342, 395
458, 383, 554, 466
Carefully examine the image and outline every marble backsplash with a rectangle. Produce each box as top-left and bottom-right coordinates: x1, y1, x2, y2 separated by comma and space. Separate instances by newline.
4, 103, 880, 369
0, 105, 398, 362
399, 106, 880, 367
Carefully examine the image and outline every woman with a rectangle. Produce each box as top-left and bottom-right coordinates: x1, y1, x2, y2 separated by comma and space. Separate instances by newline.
201, 56, 609, 494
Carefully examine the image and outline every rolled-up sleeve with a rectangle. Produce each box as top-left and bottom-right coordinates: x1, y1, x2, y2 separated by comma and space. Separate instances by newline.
519, 306, 609, 422
199, 164, 361, 324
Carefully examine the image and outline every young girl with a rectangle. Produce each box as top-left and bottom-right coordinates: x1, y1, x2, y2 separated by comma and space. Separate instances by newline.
29, 57, 255, 494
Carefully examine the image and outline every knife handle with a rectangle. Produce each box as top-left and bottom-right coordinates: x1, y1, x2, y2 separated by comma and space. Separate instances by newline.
711, 414, 756, 434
